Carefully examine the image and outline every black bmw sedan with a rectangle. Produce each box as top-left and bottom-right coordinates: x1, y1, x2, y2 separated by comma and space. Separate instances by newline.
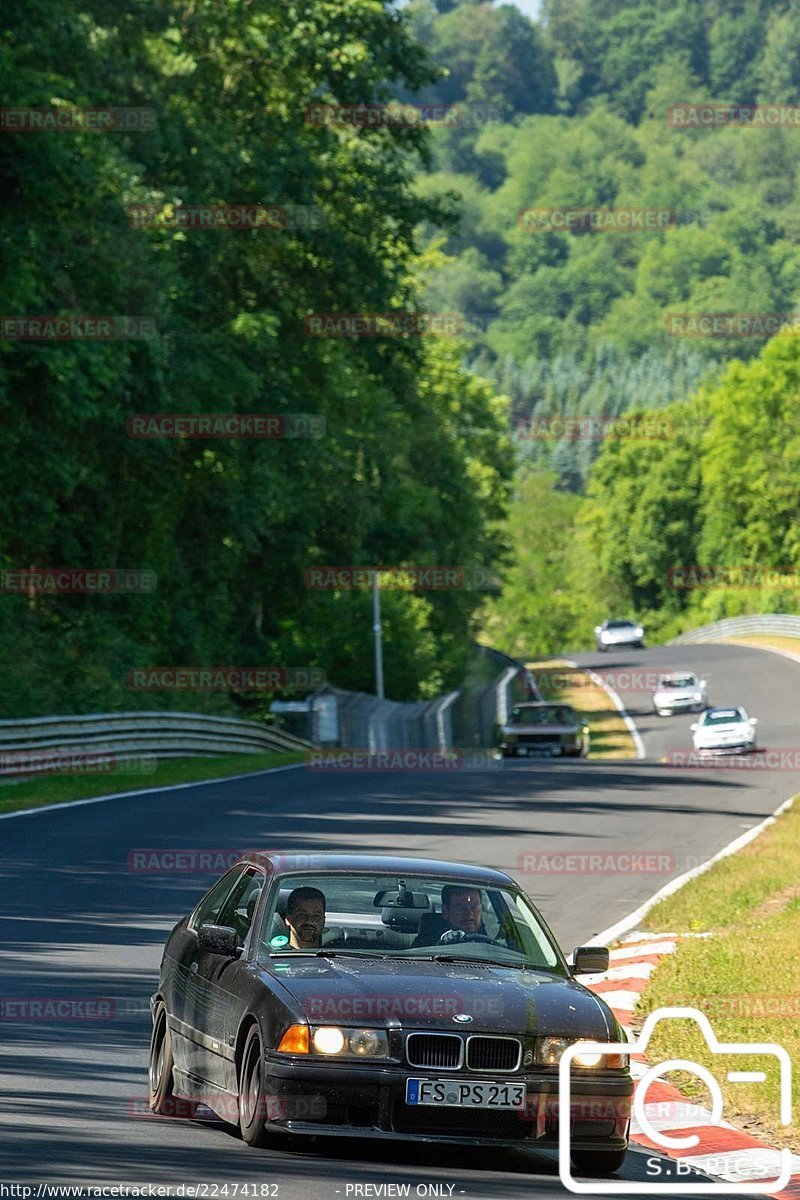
149, 853, 632, 1174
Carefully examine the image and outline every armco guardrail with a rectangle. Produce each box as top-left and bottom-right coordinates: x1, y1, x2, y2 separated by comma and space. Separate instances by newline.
671, 614, 800, 643
0, 711, 313, 776
310, 656, 536, 751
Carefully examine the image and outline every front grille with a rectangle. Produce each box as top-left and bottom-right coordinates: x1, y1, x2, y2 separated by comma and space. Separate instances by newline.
392, 1103, 529, 1140
466, 1036, 522, 1072
406, 1032, 462, 1070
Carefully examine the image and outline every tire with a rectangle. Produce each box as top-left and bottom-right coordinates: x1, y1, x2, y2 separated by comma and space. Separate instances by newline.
238, 1024, 284, 1148
149, 1000, 197, 1118
570, 1147, 627, 1176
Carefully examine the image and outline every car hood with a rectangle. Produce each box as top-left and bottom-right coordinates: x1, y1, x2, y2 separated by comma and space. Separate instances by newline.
654, 687, 698, 702
695, 722, 750, 740
263, 956, 616, 1038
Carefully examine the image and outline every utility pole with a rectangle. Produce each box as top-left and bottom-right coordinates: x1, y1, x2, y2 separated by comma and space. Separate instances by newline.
372, 568, 385, 699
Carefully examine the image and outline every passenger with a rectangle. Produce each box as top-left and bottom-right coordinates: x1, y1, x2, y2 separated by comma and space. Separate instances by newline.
284, 886, 326, 949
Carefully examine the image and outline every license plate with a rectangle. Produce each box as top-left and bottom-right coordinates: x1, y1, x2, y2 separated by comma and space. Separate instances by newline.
405, 1079, 526, 1109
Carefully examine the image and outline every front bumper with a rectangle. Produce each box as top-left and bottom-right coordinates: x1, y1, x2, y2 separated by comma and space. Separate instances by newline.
500, 734, 584, 757
259, 1058, 632, 1149
693, 740, 753, 755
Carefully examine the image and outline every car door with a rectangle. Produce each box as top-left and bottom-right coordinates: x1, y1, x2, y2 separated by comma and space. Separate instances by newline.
183, 867, 267, 1092
171, 865, 246, 1086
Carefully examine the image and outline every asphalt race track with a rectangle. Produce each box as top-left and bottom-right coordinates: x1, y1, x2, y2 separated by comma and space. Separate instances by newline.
1, 641, 798, 1198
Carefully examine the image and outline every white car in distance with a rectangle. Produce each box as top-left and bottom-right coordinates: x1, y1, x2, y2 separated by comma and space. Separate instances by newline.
691, 706, 757, 755
594, 618, 644, 651
653, 672, 708, 716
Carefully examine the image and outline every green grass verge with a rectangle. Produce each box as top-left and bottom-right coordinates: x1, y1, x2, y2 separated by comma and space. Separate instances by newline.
637, 796, 800, 1151
0, 751, 306, 816
525, 659, 637, 759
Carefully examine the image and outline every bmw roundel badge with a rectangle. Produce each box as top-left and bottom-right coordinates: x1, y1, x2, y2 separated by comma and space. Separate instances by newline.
453, 1013, 473, 1023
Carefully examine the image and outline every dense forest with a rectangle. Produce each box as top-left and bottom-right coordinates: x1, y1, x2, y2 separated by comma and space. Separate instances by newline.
404, 0, 800, 651
0, 0, 512, 715
3, 0, 800, 715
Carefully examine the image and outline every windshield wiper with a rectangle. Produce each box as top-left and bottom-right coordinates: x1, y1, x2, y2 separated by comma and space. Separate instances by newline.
425, 954, 528, 968
270, 949, 390, 959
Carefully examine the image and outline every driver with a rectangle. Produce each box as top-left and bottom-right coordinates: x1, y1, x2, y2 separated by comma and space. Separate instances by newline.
441, 885, 486, 936
284, 886, 326, 949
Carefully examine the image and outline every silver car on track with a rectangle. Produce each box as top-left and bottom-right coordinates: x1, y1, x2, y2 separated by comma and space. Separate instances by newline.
652, 672, 708, 716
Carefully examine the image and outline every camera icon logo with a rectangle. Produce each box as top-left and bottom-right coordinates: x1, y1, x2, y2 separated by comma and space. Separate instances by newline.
558, 1006, 792, 1194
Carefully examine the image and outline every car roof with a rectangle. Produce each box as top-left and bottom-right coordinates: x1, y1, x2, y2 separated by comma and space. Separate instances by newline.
659, 671, 696, 680
238, 851, 516, 888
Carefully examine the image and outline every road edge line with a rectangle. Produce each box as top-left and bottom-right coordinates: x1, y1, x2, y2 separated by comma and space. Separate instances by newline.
564, 658, 645, 760
0, 763, 305, 822
585, 791, 798, 947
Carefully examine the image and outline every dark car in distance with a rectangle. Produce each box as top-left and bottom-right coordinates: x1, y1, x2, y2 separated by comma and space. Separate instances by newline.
149, 853, 632, 1174
498, 702, 590, 758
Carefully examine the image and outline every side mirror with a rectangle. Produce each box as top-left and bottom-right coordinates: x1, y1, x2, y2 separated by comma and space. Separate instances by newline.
749, 717, 758, 724
197, 923, 241, 957
572, 946, 610, 974
690, 723, 698, 731
700, 680, 707, 687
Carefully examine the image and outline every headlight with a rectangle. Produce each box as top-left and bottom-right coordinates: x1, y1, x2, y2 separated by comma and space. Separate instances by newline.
693, 693, 702, 701
312, 1026, 346, 1055
573, 1046, 604, 1068
635, 627, 643, 637
535, 1036, 628, 1069
535, 1036, 573, 1066
310, 1026, 390, 1059
348, 1029, 385, 1057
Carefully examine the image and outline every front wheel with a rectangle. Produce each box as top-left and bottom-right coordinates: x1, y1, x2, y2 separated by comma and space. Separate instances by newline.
570, 1148, 627, 1176
238, 1024, 287, 1148
149, 1001, 196, 1118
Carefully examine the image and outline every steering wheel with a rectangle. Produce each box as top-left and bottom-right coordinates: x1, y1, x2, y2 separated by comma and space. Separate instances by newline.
438, 930, 497, 945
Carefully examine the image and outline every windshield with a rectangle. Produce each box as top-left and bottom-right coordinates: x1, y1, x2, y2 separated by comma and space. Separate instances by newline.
660, 675, 697, 689
258, 872, 564, 972
606, 619, 636, 629
510, 705, 574, 725
702, 708, 745, 725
